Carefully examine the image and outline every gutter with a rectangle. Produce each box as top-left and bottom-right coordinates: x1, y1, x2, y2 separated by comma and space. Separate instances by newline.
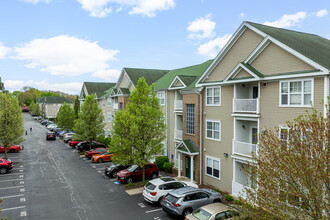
198, 90, 203, 185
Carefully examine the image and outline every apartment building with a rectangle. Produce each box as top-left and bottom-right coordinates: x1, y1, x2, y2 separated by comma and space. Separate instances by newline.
37, 96, 74, 119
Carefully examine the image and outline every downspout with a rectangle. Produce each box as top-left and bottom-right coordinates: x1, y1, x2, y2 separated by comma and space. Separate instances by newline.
198, 90, 203, 185
324, 76, 329, 118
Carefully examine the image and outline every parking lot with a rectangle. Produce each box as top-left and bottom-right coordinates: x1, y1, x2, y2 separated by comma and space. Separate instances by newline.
0, 113, 173, 220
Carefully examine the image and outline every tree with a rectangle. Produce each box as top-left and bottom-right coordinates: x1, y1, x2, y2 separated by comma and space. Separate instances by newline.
73, 96, 80, 119
0, 93, 24, 159
237, 105, 329, 219
57, 102, 75, 130
74, 94, 104, 150
110, 77, 167, 183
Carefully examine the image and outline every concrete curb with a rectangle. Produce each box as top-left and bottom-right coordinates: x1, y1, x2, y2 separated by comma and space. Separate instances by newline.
125, 187, 144, 195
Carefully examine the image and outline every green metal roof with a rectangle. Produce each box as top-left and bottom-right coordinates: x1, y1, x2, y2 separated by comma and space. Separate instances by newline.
123, 68, 169, 86
119, 88, 130, 95
246, 21, 330, 70
36, 96, 74, 104
84, 82, 116, 99
155, 60, 213, 90
177, 75, 198, 87
176, 139, 199, 155
100, 86, 115, 99
240, 62, 264, 78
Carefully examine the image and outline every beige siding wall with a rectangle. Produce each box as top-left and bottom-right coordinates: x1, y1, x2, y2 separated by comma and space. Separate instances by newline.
205, 28, 263, 82
251, 43, 314, 75
203, 85, 234, 193
118, 73, 130, 88
260, 77, 324, 129
128, 83, 135, 93
234, 69, 252, 79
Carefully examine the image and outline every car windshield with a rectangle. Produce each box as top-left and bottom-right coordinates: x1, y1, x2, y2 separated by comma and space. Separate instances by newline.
145, 182, 156, 190
165, 194, 179, 204
192, 208, 212, 220
127, 165, 138, 172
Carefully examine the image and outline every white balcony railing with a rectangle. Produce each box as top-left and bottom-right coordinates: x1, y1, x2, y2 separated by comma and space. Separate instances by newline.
232, 181, 248, 199
175, 100, 183, 110
233, 98, 259, 113
174, 129, 183, 140
233, 140, 257, 157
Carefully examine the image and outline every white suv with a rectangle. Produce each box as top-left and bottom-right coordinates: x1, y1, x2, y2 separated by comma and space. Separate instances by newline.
143, 177, 198, 204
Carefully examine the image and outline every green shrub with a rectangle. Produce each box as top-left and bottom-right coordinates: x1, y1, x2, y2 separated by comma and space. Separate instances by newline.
225, 194, 234, 201
78, 152, 85, 155
124, 183, 136, 188
72, 134, 84, 141
155, 156, 169, 171
96, 135, 105, 143
234, 200, 242, 205
163, 161, 174, 173
215, 189, 223, 194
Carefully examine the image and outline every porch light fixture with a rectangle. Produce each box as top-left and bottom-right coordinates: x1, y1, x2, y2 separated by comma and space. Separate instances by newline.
223, 153, 228, 157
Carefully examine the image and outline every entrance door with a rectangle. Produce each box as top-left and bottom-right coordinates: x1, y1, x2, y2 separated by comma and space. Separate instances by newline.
186, 157, 191, 179
252, 86, 258, 99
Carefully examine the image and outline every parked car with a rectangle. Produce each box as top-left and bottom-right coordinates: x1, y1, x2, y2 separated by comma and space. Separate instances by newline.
69, 139, 81, 148
0, 158, 13, 174
85, 148, 108, 159
53, 127, 62, 135
161, 187, 222, 217
0, 145, 22, 153
63, 133, 75, 143
116, 163, 159, 183
46, 132, 56, 140
143, 177, 198, 204
91, 152, 114, 163
46, 124, 56, 129
104, 164, 132, 178
76, 141, 106, 152
184, 203, 239, 220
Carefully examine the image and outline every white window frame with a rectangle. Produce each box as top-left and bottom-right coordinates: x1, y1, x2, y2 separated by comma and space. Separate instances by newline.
206, 120, 221, 141
205, 155, 221, 180
186, 104, 195, 135
157, 91, 165, 105
107, 97, 111, 107
279, 79, 313, 107
108, 112, 111, 122
206, 86, 221, 106
102, 99, 106, 108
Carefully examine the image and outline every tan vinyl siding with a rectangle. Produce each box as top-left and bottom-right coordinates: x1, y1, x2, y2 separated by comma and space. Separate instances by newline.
251, 42, 315, 75
234, 69, 252, 79
260, 77, 324, 129
118, 73, 130, 88
205, 28, 263, 82
203, 85, 234, 193
128, 83, 135, 92
168, 91, 176, 159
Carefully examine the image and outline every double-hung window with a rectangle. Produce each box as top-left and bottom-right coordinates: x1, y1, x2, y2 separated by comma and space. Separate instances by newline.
280, 79, 312, 106
206, 87, 221, 106
107, 98, 111, 107
108, 112, 111, 122
157, 91, 165, 105
102, 100, 106, 108
206, 156, 220, 179
206, 120, 221, 141
186, 104, 195, 135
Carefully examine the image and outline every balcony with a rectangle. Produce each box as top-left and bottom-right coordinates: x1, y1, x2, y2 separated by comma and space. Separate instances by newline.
233, 98, 259, 114
232, 140, 256, 158
232, 181, 249, 199
113, 104, 118, 110
175, 100, 183, 111
174, 129, 183, 140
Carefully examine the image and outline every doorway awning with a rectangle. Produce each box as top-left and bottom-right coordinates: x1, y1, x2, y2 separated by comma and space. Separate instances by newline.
176, 138, 199, 156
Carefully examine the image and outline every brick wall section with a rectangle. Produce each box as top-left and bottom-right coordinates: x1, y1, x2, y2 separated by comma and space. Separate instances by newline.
118, 96, 129, 110
182, 93, 202, 184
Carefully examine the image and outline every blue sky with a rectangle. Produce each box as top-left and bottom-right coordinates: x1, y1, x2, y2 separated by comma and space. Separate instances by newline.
0, 0, 329, 94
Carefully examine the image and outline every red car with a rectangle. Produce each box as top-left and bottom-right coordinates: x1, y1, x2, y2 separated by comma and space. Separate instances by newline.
0, 158, 13, 174
46, 132, 56, 140
69, 140, 81, 148
0, 145, 22, 153
85, 148, 108, 159
117, 163, 159, 183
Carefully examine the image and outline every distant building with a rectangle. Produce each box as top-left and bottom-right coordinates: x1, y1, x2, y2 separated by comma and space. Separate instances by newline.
0, 77, 8, 93
37, 96, 74, 119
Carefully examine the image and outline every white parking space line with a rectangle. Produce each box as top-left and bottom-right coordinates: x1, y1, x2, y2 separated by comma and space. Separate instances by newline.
0, 186, 24, 190
0, 173, 23, 177
145, 208, 163, 213
20, 188, 25, 192
0, 178, 23, 183
97, 171, 102, 173
1, 194, 24, 199
1, 206, 26, 212
20, 197, 26, 202
21, 211, 27, 217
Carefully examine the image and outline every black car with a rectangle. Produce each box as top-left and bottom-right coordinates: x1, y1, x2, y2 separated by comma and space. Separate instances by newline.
76, 141, 106, 152
104, 164, 131, 178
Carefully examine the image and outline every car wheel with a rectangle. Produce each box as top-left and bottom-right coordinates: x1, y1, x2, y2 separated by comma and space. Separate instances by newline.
10, 149, 15, 153
151, 173, 158, 179
158, 196, 164, 205
182, 208, 192, 217
111, 171, 117, 178
126, 177, 133, 184
98, 158, 103, 163
0, 167, 7, 174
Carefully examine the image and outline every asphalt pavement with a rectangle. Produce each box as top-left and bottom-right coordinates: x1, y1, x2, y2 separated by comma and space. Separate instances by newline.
0, 113, 173, 220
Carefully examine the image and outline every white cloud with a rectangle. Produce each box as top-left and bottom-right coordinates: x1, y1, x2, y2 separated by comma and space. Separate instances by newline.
4, 80, 83, 95
92, 69, 121, 81
21, 0, 51, 4
77, 0, 175, 18
316, 9, 328, 17
240, 13, 245, 19
13, 35, 119, 79
187, 14, 216, 40
264, 11, 307, 28
197, 34, 232, 58
0, 42, 11, 59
